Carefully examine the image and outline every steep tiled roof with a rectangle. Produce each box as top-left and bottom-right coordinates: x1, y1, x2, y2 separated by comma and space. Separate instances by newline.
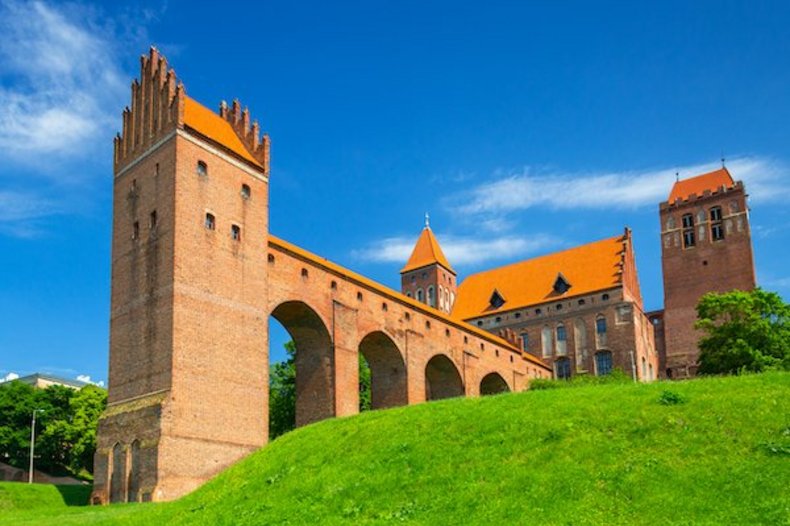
451, 235, 626, 320
183, 96, 263, 168
400, 227, 455, 274
668, 167, 734, 202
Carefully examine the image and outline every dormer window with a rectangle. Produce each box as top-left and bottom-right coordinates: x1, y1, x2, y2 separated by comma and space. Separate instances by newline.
489, 289, 506, 309
553, 273, 572, 294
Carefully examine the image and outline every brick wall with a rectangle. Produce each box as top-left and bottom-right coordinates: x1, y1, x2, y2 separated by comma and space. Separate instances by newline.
660, 183, 755, 378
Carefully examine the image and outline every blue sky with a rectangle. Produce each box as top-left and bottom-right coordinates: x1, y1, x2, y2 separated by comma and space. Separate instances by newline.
1, 0, 788, 386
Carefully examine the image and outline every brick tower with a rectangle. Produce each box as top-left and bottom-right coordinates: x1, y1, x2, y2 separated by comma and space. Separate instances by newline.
400, 216, 457, 313
659, 167, 756, 379
92, 48, 271, 503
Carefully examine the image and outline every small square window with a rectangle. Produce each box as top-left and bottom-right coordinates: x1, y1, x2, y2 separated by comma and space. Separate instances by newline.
197, 161, 208, 177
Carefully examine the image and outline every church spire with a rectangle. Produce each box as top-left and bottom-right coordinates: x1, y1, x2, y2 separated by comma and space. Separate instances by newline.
400, 218, 457, 313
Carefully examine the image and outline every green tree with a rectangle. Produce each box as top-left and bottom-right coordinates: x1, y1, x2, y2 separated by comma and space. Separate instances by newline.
269, 341, 297, 440
268, 342, 372, 440
0, 381, 107, 478
696, 288, 790, 375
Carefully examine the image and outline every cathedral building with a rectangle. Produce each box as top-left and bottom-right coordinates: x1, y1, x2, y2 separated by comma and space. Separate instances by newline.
402, 228, 660, 381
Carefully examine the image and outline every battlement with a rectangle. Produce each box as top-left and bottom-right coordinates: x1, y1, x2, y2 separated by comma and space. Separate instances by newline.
218, 99, 270, 171
114, 47, 184, 171
659, 180, 744, 211
114, 47, 270, 175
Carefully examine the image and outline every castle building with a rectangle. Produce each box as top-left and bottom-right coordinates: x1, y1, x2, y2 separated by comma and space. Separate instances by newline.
94, 47, 759, 504
658, 167, 756, 378
401, 227, 660, 381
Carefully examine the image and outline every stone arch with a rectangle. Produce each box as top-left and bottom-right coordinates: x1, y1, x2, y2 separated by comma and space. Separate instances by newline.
109, 442, 125, 503
425, 354, 464, 401
126, 439, 141, 503
271, 301, 334, 427
358, 331, 408, 409
480, 372, 509, 395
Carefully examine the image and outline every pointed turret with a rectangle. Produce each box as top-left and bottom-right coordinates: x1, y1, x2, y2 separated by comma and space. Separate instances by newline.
400, 216, 457, 313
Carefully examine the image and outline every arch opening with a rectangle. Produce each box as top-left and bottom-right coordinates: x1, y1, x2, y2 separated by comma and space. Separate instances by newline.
109, 442, 125, 503
425, 354, 464, 401
126, 440, 141, 503
358, 331, 408, 410
480, 372, 509, 396
270, 301, 334, 429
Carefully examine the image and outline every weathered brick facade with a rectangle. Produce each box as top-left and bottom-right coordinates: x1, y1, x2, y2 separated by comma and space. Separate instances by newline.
659, 172, 756, 379
93, 48, 551, 505
457, 230, 659, 382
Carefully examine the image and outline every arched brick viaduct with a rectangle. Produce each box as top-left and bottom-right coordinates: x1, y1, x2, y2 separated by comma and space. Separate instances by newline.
91, 48, 551, 504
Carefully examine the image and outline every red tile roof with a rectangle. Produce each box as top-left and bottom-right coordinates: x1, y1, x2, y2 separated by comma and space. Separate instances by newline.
451, 234, 626, 320
400, 227, 455, 274
668, 167, 734, 202
183, 96, 263, 168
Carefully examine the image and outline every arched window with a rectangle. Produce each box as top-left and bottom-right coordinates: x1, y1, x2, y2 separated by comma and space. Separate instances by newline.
665, 216, 676, 230
416, 288, 424, 303
649, 363, 654, 381
241, 184, 251, 200
197, 160, 207, 177
520, 333, 529, 352
641, 357, 647, 380
574, 318, 587, 364
710, 206, 724, 241
205, 213, 215, 230
682, 213, 695, 247
555, 324, 567, 355
427, 286, 436, 308
595, 315, 607, 348
595, 351, 613, 376
438, 286, 444, 310
555, 357, 571, 379
541, 326, 552, 358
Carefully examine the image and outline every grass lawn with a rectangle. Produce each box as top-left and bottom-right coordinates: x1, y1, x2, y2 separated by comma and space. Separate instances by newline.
2, 372, 788, 525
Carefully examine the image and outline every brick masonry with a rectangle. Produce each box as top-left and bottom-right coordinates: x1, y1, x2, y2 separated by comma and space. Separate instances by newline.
93, 48, 551, 505
659, 182, 756, 379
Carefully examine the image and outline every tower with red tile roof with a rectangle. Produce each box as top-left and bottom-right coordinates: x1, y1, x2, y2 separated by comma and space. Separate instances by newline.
659, 167, 756, 379
95, 48, 271, 504
400, 216, 457, 314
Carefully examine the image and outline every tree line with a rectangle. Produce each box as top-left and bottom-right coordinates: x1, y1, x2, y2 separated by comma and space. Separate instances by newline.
0, 381, 106, 479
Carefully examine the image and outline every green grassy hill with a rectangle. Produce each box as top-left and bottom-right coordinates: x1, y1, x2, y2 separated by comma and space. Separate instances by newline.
3, 373, 788, 525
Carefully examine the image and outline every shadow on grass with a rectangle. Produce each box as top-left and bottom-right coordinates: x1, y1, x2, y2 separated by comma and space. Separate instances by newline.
55, 485, 92, 506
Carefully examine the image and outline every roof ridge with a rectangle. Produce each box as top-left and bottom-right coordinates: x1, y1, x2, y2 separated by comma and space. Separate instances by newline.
462, 234, 622, 281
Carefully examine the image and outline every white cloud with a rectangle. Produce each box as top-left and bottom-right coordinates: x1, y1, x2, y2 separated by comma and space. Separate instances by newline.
1, 372, 20, 383
0, 1, 127, 160
76, 374, 105, 387
352, 233, 561, 267
449, 156, 790, 216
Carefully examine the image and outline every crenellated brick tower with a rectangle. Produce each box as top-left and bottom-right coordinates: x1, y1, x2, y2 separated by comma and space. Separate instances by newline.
93, 47, 271, 504
659, 167, 756, 379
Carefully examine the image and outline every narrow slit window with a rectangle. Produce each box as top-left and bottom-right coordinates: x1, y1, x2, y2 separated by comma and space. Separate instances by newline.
132, 221, 139, 240
149, 210, 157, 230
231, 224, 241, 241
205, 213, 215, 230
